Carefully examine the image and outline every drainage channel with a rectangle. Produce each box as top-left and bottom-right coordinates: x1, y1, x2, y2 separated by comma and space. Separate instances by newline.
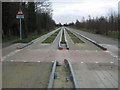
48, 59, 78, 89
58, 28, 69, 50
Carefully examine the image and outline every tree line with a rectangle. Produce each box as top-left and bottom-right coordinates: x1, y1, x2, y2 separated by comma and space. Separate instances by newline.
67, 12, 118, 39
2, 1, 55, 40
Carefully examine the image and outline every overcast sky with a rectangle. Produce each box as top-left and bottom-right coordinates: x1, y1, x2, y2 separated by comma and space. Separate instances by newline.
51, 0, 119, 24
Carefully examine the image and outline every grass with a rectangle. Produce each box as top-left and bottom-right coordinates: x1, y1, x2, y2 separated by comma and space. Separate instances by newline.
77, 28, 119, 40
15, 29, 57, 43
67, 30, 84, 43
107, 31, 119, 39
53, 64, 74, 88
61, 30, 65, 43
3, 36, 19, 43
80, 28, 96, 34
42, 30, 60, 43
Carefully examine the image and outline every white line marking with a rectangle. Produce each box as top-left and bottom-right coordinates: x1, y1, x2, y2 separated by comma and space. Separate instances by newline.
81, 62, 84, 63
105, 51, 118, 59
10, 60, 14, 62
95, 62, 99, 63
51, 61, 54, 63
110, 62, 114, 64
2, 49, 22, 61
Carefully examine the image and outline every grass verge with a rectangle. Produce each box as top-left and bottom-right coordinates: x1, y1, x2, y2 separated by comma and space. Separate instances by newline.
77, 28, 119, 40
61, 30, 65, 43
15, 29, 57, 43
3, 36, 19, 43
67, 30, 84, 43
42, 30, 60, 43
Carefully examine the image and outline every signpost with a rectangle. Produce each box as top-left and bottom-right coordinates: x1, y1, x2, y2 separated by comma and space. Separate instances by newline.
16, 10, 24, 40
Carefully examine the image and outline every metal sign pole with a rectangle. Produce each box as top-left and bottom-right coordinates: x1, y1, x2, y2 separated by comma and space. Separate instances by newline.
20, 18, 22, 40
16, 10, 24, 40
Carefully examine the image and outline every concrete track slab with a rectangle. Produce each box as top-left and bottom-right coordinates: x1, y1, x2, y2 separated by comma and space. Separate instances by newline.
29, 32, 61, 50
72, 62, 118, 88
66, 27, 118, 57
66, 27, 118, 46
2, 43, 23, 56
4, 50, 117, 63
2, 61, 52, 88
2, 27, 118, 88
65, 29, 102, 50
4, 50, 118, 88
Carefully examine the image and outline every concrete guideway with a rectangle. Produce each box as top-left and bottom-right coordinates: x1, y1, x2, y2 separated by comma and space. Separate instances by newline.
32, 28, 61, 44
66, 27, 118, 59
67, 28, 120, 58
66, 27, 118, 46
25, 28, 61, 50
3, 50, 118, 88
58, 28, 69, 50
58, 27, 101, 50
2, 43, 23, 56
58, 27, 63, 49
48, 60, 78, 89
2, 27, 118, 88
2, 28, 61, 60
63, 29, 69, 49
20, 28, 61, 49
73, 61, 118, 88
65, 29, 101, 50
66, 28, 106, 50
3, 61, 52, 88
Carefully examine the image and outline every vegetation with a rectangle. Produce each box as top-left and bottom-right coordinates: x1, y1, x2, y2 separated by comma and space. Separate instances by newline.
2, 1, 55, 43
66, 11, 118, 39
61, 31, 65, 43
67, 30, 84, 43
42, 30, 60, 43
15, 29, 56, 43
3, 36, 19, 43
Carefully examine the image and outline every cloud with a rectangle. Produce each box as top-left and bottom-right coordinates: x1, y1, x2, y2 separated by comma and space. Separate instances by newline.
51, 0, 118, 24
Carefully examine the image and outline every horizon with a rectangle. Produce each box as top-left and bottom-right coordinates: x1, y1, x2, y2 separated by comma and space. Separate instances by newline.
51, 0, 119, 24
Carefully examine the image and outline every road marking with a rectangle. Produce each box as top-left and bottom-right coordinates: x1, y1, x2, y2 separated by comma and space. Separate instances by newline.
51, 61, 54, 63
16, 50, 21, 52
81, 62, 84, 63
37, 61, 41, 62
10, 60, 14, 62
110, 62, 114, 64
105, 51, 118, 59
95, 62, 99, 63
2, 49, 22, 61
71, 30, 118, 59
